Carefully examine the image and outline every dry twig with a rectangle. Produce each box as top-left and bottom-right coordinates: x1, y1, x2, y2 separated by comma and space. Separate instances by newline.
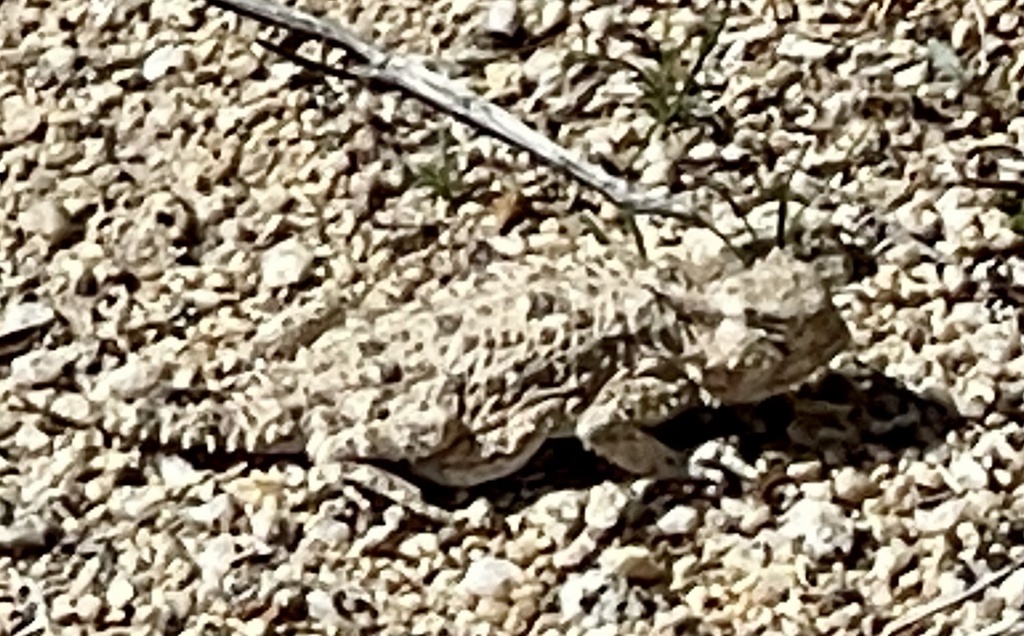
879, 558, 1024, 636
205, 0, 736, 247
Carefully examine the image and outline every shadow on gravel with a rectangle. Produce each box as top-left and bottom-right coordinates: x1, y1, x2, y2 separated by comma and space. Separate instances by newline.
727, 369, 965, 473
417, 368, 967, 514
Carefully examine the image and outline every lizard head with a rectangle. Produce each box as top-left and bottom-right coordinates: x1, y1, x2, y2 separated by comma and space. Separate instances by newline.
688, 249, 850, 404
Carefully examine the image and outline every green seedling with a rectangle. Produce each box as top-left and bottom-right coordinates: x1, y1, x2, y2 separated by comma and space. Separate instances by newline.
410, 127, 465, 202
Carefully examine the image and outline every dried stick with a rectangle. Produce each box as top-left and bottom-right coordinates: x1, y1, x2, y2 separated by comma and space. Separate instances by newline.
204, 0, 729, 240
879, 558, 1024, 636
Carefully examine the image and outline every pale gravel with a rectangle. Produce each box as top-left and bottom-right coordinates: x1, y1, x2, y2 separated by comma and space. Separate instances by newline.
2, 0, 1024, 634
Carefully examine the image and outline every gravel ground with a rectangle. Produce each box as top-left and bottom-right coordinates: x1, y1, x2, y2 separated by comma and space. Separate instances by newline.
2, 0, 1024, 634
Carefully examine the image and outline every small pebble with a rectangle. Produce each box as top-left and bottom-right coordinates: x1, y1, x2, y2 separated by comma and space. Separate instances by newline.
1, 94, 43, 142
915, 499, 968, 535
599, 545, 664, 583
997, 568, 1024, 608
777, 33, 834, 60
946, 454, 989, 491
584, 482, 630, 532
106, 576, 135, 610
833, 467, 880, 504
484, 0, 520, 40
656, 505, 701, 536
17, 200, 72, 246
459, 557, 523, 598
260, 238, 315, 289
142, 44, 186, 81
1, 302, 55, 340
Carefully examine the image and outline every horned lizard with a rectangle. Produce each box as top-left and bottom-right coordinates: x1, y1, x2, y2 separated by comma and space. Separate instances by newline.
197, 244, 848, 487
71, 243, 849, 488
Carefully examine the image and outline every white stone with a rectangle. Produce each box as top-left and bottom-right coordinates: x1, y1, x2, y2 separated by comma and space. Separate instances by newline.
559, 570, 609, 620
106, 576, 135, 609
955, 375, 997, 420
307, 589, 348, 627
459, 557, 523, 598
979, 208, 1021, 249
1, 302, 55, 339
933, 188, 977, 235
787, 461, 823, 481
777, 33, 834, 60
688, 141, 718, 161
656, 505, 701, 536
13, 421, 50, 453
260, 238, 314, 289
484, 0, 519, 39
522, 48, 564, 83
49, 393, 95, 425
185, 494, 234, 527
538, 0, 567, 33
581, 6, 614, 34
118, 485, 168, 519
487, 234, 526, 257
941, 264, 968, 295
553, 533, 598, 570
894, 61, 928, 88
639, 159, 671, 185
17, 200, 71, 245
76, 593, 102, 622
914, 499, 967, 535
196, 535, 237, 596
997, 567, 1024, 608
867, 541, 914, 582
51, 593, 76, 622
833, 468, 878, 504
721, 143, 748, 162
453, 498, 494, 528
946, 454, 989, 491
1, 94, 43, 142
483, 60, 521, 96
0, 517, 51, 551
584, 482, 630, 531
397, 532, 440, 559
158, 454, 203, 489
41, 45, 77, 75
142, 44, 186, 82
250, 501, 278, 542
599, 545, 663, 582
348, 523, 397, 557
10, 346, 79, 387
97, 355, 164, 400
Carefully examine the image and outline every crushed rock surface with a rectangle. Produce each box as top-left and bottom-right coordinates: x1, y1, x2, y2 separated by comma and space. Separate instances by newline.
2, 0, 1024, 634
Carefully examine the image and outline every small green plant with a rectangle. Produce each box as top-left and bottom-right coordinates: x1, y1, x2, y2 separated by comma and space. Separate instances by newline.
634, 10, 728, 137
410, 127, 465, 202
995, 189, 1024, 234
570, 4, 730, 140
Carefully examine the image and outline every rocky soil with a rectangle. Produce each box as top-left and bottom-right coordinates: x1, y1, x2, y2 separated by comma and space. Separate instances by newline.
2, 0, 1024, 634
